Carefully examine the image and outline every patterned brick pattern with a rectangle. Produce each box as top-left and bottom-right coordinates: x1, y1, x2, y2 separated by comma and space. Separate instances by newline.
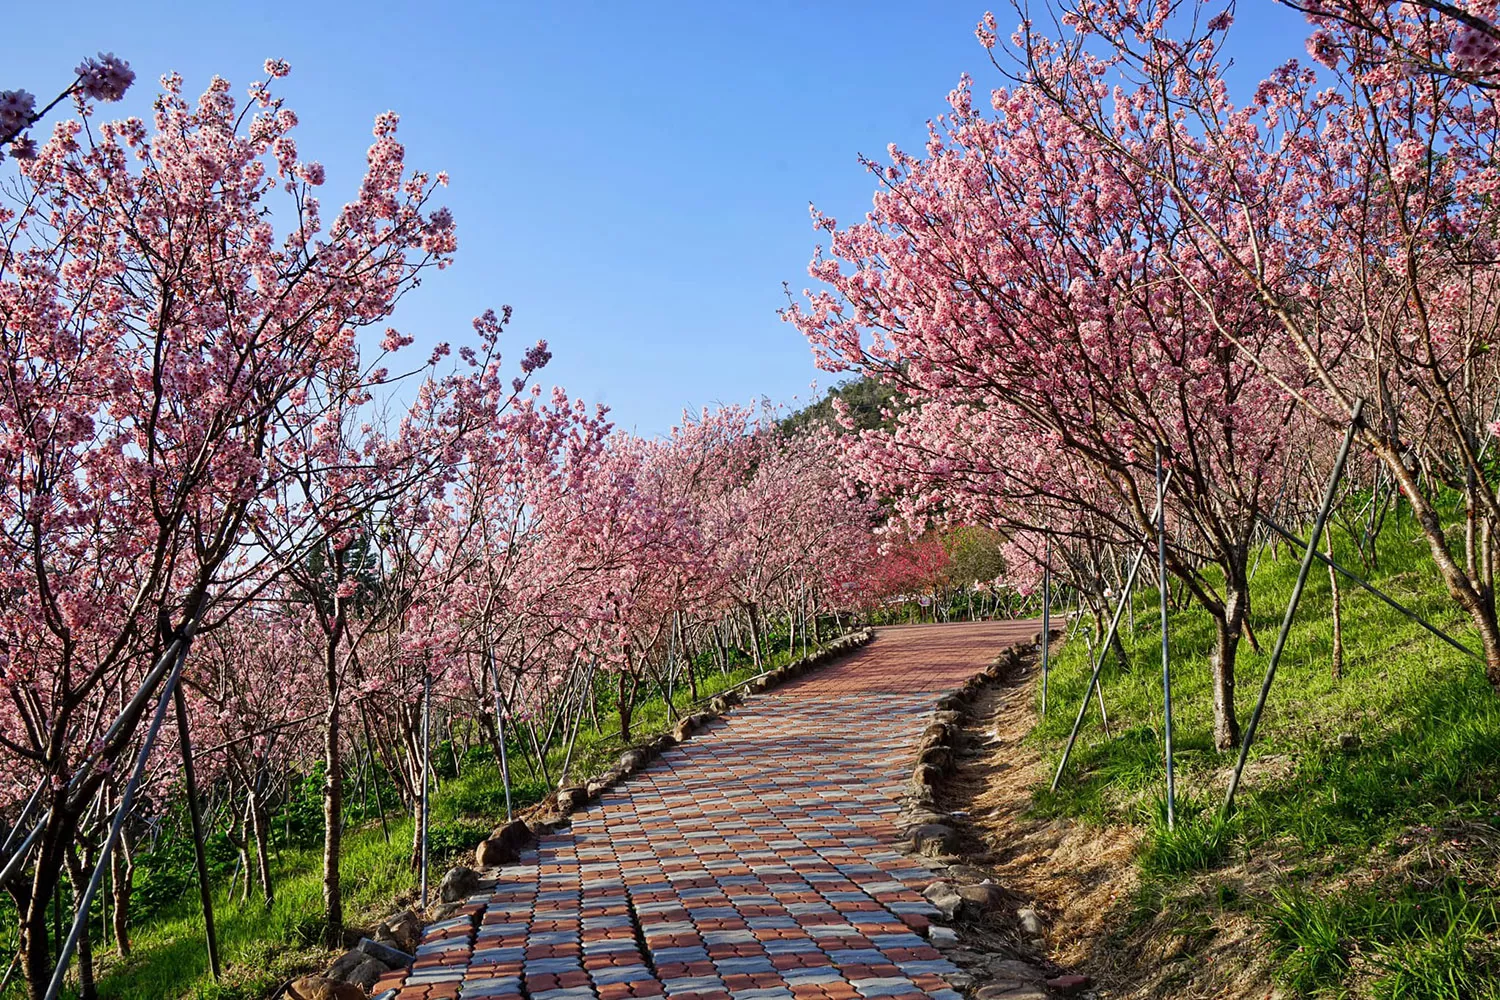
778, 622, 1040, 696
386, 622, 1026, 1000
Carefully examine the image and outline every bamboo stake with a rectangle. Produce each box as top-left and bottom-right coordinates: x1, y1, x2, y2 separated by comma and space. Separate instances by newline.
363, 721, 390, 844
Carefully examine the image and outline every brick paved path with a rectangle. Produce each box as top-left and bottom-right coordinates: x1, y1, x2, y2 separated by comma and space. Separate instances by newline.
389, 621, 1037, 1000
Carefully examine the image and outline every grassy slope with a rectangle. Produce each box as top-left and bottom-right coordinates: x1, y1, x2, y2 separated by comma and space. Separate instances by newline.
1031, 510, 1500, 998
47, 639, 823, 1000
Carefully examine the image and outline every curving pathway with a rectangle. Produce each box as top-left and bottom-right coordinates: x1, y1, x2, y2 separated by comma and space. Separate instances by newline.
382, 621, 1038, 1000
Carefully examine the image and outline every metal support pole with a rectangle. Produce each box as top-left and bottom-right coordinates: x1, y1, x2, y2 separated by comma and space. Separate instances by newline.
484, 646, 514, 822
1223, 401, 1363, 815
1050, 476, 1172, 792
1257, 513, 1481, 662
172, 684, 220, 979
45, 638, 192, 1000
419, 672, 431, 908
1157, 446, 1176, 830
1041, 536, 1052, 717
558, 660, 595, 787
1050, 546, 1146, 792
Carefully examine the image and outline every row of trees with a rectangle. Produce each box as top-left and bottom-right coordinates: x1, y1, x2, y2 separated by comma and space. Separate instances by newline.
0, 60, 914, 1000
787, 0, 1500, 752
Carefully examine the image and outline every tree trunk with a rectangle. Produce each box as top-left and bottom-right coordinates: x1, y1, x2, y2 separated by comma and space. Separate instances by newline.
19, 812, 69, 1000
617, 670, 635, 742
322, 630, 344, 947
110, 824, 132, 957
1380, 442, 1500, 687
63, 846, 98, 1000
746, 603, 765, 668
1211, 578, 1248, 751
249, 776, 275, 906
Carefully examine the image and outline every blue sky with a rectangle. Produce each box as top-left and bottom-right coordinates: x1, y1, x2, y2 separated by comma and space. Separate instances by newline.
9, 1, 1310, 436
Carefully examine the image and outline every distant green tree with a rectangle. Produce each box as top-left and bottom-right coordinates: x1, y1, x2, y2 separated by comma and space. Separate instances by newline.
780, 377, 900, 437
944, 525, 1006, 586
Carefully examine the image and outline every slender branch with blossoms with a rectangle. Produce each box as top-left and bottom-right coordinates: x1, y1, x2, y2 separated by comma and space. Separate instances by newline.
1, 52, 135, 159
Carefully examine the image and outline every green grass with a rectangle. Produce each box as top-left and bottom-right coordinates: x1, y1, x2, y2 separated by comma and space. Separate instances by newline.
25, 631, 838, 1000
1031, 508, 1500, 997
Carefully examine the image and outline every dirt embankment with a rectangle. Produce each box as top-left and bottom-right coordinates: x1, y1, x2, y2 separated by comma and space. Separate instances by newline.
935, 652, 1281, 1000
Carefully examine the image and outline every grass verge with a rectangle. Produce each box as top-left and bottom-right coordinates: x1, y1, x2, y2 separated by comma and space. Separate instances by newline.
1030, 509, 1500, 998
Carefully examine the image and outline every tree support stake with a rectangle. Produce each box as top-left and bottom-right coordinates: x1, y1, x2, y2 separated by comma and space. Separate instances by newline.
1050, 472, 1172, 792
1223, 402, 1363, 815
173, 683, 221, 980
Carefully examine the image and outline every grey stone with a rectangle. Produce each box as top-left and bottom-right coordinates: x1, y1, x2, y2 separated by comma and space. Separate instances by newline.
438, 864, 482, 904
917, 745, 952, 771
912, 763, 943, 787
909, 823, 957, 857
927, 892, 963, 920
945, 864, 989, 881
345, 957, 388, 991
474, 837, 506, 867
326, 949, 366, 981
921, 880, 956, 901
587, 770, 622, 797
955, 882, 1007, 911
927, 925, 959, 949
427, 900, 461, 922
374, 909, 421, 954
1016, 907, 1044, 937
555, 786, 587, 813
673, 712, 712, 741
357, 935, 415, 968
905, 783, 937, 808
286, 976, 365, 1000
974, 984, 1046, 1000
492, 818, 531, 850
619, 749, 648, 772
987, 960, 1045, 981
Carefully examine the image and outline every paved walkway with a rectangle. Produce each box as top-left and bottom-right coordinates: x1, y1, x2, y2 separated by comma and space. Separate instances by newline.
387, 621, 1037, 1000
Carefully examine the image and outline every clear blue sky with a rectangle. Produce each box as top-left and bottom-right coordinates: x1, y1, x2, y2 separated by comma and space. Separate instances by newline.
9, 1, 1309, 436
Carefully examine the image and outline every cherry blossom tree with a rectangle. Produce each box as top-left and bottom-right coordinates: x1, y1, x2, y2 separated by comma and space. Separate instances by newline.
993, 0, 1500, 684
0, 58, 462, 993
784, 39, 1301, 745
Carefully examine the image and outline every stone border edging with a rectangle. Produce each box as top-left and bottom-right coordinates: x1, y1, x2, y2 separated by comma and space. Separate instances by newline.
887, 626, 1096, 999
895, 632, 1037, 857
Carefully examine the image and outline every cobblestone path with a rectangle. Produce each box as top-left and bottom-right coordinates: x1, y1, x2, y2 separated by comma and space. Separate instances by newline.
386, 621, 1038, 1000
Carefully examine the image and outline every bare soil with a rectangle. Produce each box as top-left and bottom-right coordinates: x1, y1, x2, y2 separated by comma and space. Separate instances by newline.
935, 651, 1284, 1000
